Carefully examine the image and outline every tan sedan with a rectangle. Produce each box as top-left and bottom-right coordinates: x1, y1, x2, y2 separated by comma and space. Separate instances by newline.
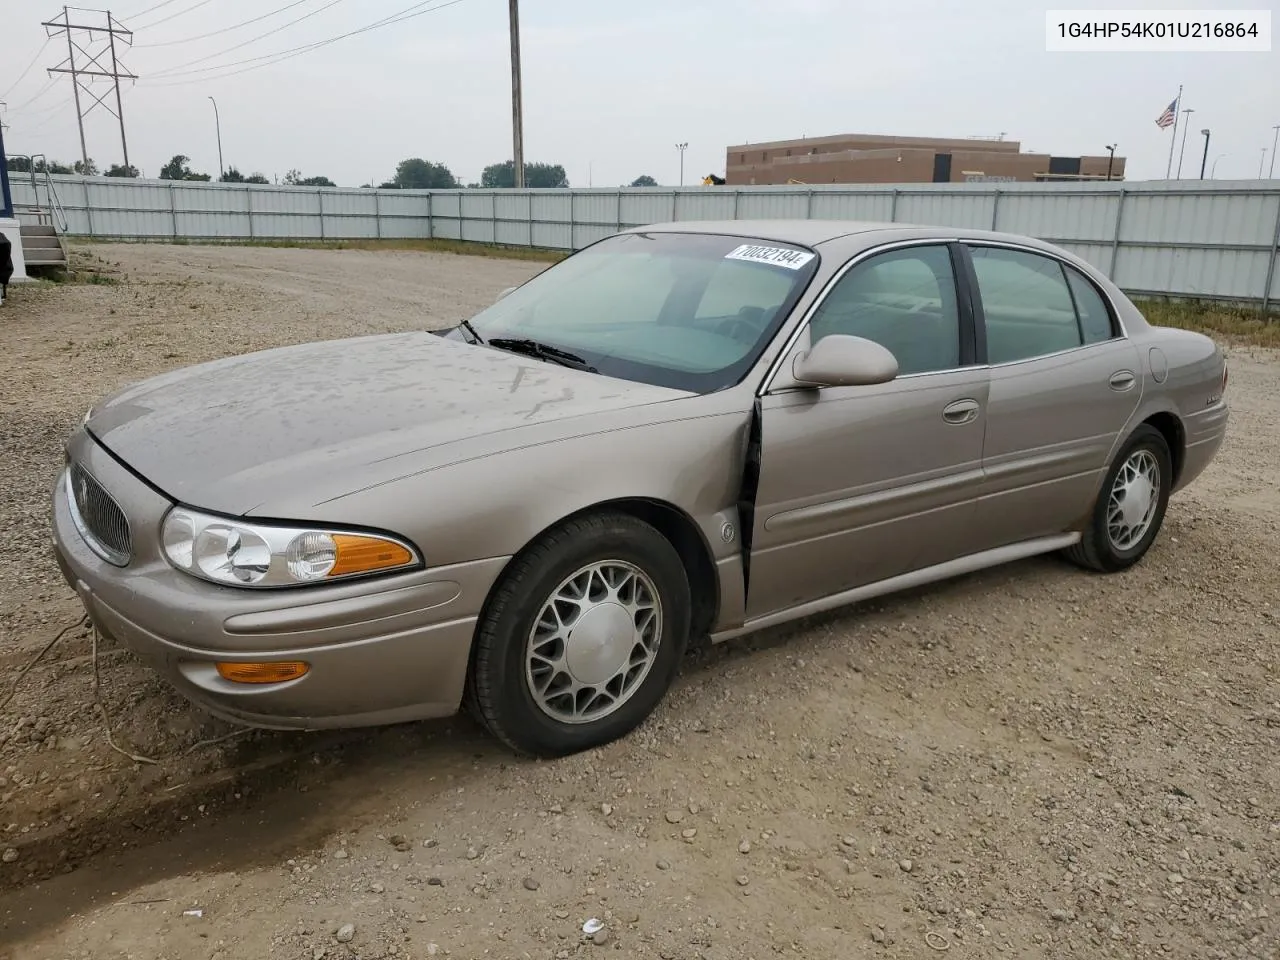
52, 220, 1229, 756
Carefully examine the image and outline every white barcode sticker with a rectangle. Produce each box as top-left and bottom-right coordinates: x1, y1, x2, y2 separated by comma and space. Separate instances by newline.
724, 244, 815, 270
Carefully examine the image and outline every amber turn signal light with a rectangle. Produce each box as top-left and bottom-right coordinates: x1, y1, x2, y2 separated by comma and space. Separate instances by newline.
329, 534, 415, 578
216, 661, 310, 684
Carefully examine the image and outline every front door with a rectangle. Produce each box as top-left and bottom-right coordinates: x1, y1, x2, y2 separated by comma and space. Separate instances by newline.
746, 242, 989, 621
962, 243, 1144, 551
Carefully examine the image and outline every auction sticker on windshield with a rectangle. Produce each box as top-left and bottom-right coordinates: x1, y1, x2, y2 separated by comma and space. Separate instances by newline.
724, 244, 816, 270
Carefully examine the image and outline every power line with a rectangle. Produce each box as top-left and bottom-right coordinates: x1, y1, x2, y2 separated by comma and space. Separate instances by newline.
0, 38, 53, 100
119, 0, 187, 22
144, 0, 469, 85
5, 77, 59, 116
146, 0, 352, 77
131, 0, 218, 31
133, 0, 318, 47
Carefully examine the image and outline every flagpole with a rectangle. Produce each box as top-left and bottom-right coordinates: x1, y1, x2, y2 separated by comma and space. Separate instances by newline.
1165, 84, 1182, 179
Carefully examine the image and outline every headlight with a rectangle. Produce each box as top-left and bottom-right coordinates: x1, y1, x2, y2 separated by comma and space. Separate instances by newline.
161, 507, 419, 588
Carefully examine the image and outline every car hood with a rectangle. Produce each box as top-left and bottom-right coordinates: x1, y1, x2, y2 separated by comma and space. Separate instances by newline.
85, 331, 690, 516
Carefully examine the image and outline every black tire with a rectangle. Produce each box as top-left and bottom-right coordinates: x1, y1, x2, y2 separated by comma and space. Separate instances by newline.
467, 511, 691, 757
1064, 423, 1173, 573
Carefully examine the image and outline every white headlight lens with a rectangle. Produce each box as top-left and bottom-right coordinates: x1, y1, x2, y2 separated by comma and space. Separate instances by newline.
286, 532, 337, 581
160, 508, 417, 588
195, 524, 271, 584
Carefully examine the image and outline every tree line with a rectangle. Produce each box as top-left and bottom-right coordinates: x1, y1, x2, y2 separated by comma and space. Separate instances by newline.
7, 154, 667, 189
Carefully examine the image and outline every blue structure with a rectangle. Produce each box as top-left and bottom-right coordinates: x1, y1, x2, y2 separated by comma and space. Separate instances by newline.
0, 121, 12, 219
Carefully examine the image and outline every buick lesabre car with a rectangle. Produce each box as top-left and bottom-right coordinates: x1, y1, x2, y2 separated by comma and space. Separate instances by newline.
52, 220, 1229, 757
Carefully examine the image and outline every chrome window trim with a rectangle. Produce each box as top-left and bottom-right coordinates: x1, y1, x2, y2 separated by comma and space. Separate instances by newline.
757, 237, 964, 397
960, 238, 1131, 340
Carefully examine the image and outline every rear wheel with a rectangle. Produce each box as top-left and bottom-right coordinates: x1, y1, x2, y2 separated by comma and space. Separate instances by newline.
1064, 424, 1173, 573
467, 511, 690, 757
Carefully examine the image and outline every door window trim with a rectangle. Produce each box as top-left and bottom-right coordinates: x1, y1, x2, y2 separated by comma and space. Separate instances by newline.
959, 240, 1130, 369
757, 238, 980, 396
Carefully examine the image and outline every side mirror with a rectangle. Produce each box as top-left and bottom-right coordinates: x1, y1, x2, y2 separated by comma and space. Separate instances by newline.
792, 334, 898, 387
495, 285, 518, 302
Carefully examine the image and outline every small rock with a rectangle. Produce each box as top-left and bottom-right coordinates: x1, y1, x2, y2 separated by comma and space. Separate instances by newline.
1, 848, 17, 864
427, 876, 443, 886
736, 875, 750, 886
334, 923, 355, 943
871, 928, 886, 944
899, 859, 913, 873
332, 849, 349, 860
426, 944, 440, 957
523, 876, 540, 891
656, 859, 671, 870
549, 803, 564, 814
370, 882, 385, 894
841, 836, 856, 848
681, 828, 697, 840
1050, 908, 1074, 922
665, 810, 684, 824
601, 803, 613, 817
388, 834, 411, 852
465, 846, 480, 860
738, 840, 751, 854
312, 948, 327, 960
423, 838, 438, 849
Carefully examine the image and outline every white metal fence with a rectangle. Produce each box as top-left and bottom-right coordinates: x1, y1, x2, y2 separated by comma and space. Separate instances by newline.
11, 174, 1280, 309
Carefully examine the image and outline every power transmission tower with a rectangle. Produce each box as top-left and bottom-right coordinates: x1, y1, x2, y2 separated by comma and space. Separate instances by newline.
42, 6, 136, 174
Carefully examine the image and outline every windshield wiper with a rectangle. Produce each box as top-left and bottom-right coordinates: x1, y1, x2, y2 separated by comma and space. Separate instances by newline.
457, 318, 485, 345
486, 337, 598, 373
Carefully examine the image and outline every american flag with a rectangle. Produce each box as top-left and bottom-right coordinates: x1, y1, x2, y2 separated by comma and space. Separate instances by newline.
1155, 97, 1178, 129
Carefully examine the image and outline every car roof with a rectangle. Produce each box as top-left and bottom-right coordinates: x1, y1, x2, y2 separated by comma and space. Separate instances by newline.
626, 219, 1065, 254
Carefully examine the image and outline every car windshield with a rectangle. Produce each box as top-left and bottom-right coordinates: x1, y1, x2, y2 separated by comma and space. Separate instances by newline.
461, 231, 820, 393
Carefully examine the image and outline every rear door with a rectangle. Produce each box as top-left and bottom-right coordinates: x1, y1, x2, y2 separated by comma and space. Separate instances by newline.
746, 242, 989, 620
961, 242, 1142, 552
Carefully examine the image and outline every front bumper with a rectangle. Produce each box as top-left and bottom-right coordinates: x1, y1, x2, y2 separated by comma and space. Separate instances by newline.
51, 430, 510, 730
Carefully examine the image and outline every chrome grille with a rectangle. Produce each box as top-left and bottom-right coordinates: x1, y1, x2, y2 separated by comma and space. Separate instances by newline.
67, 462, 132, 566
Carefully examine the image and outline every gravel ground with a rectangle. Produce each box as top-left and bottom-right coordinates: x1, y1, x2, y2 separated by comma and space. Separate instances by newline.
0, 243, 1276, 960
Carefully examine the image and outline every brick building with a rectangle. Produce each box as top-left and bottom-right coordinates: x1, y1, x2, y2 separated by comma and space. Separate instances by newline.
725, 133, 1125, 185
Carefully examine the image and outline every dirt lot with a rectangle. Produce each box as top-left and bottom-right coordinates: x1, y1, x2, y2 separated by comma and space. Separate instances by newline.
0, 242, 1276, 960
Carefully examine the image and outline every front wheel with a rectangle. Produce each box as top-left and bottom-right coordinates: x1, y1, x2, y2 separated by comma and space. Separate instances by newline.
467, 512, 691, 757
1064, 423, 1173, 573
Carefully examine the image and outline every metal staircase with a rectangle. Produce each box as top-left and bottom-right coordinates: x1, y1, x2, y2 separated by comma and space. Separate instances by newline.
10, 155, 70, 274
20, 223, 67, 270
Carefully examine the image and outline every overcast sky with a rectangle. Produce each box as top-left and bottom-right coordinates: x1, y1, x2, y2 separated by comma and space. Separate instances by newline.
2, 0, 1277, 186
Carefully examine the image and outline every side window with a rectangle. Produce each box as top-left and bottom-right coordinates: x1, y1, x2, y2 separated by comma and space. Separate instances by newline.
969, 247, 1083, 364
1064, 266, 1116, 344
808, 245, 961, 376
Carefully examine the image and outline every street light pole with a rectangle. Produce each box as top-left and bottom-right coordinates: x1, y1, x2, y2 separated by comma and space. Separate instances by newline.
1199, 129, 1210, 180
207, 96, 223, 179
1105, 143, 1116, 181
1261, 147, 1268, 179
508, 0, 525, 189
675, 142, 688, 186
1270, 124, 1280, 178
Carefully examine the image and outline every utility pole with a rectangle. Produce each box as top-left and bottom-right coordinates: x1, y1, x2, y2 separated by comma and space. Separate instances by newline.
43, 7, 136, 174
675, 142, 688, 186
508, 0, 524, 189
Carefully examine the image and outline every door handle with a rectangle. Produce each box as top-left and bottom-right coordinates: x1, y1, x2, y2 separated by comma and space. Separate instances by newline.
942, 398, 981, 424
1109, 370, 1137, 391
